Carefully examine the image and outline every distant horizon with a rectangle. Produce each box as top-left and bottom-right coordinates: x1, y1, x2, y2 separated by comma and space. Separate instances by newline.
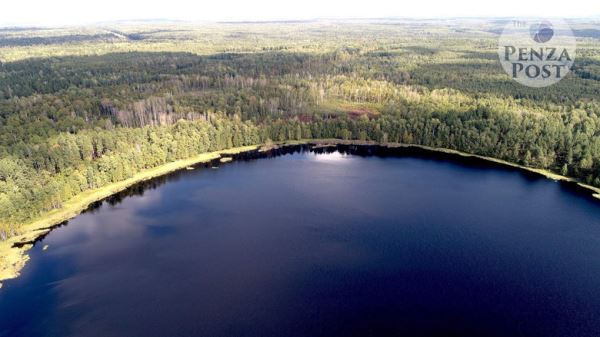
1, 0, 598, 28
1, 15, 600, 29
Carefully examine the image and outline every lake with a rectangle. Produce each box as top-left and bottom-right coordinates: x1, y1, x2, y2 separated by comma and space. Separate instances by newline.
1, 145, 600, 337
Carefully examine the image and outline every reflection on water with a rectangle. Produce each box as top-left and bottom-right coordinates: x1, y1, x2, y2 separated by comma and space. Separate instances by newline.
1, 145, 600, 337
309, 151, 349, 162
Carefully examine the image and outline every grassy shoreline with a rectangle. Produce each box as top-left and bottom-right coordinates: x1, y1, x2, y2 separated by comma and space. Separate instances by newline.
1, 140, 599, 287
0, 145, 258, 286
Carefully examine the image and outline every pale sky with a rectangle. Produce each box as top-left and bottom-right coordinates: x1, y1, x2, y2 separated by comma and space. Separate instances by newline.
0, 0, 598, 26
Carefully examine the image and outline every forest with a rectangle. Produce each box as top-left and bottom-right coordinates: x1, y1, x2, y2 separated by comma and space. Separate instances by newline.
0, 19, 600, 240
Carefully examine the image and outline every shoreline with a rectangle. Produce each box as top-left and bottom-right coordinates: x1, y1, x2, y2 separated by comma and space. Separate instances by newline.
0, 145, 258, 286
306, 139, 600, 200
1, 140, 599, 287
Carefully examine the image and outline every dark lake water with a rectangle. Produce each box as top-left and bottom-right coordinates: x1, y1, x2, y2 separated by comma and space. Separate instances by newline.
1, 145, 600, 337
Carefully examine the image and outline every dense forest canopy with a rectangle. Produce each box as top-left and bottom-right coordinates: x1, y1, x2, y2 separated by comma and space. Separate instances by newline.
0, 19, 599, 239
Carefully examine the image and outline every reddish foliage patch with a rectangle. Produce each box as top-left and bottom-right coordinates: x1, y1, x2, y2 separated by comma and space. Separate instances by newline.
297, 114, 313, 122
347, 108, 378, 119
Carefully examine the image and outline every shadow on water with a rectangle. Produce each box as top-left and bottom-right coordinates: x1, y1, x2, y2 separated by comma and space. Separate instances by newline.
14, 143, 599, 250
333, 144, 600, 203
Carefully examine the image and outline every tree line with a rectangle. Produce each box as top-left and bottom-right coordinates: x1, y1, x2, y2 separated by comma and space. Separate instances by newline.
1, 21, 599, 240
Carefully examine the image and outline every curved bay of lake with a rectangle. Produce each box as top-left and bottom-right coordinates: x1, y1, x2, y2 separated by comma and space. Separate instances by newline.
1, 146, 600, 337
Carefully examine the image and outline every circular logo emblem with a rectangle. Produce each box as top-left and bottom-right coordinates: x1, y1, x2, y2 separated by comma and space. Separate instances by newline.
530, 21, 554, 43
498, 18, 576, 88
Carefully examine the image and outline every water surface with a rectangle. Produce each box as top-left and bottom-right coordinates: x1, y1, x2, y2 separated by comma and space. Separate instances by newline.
1, 146, 600, 337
